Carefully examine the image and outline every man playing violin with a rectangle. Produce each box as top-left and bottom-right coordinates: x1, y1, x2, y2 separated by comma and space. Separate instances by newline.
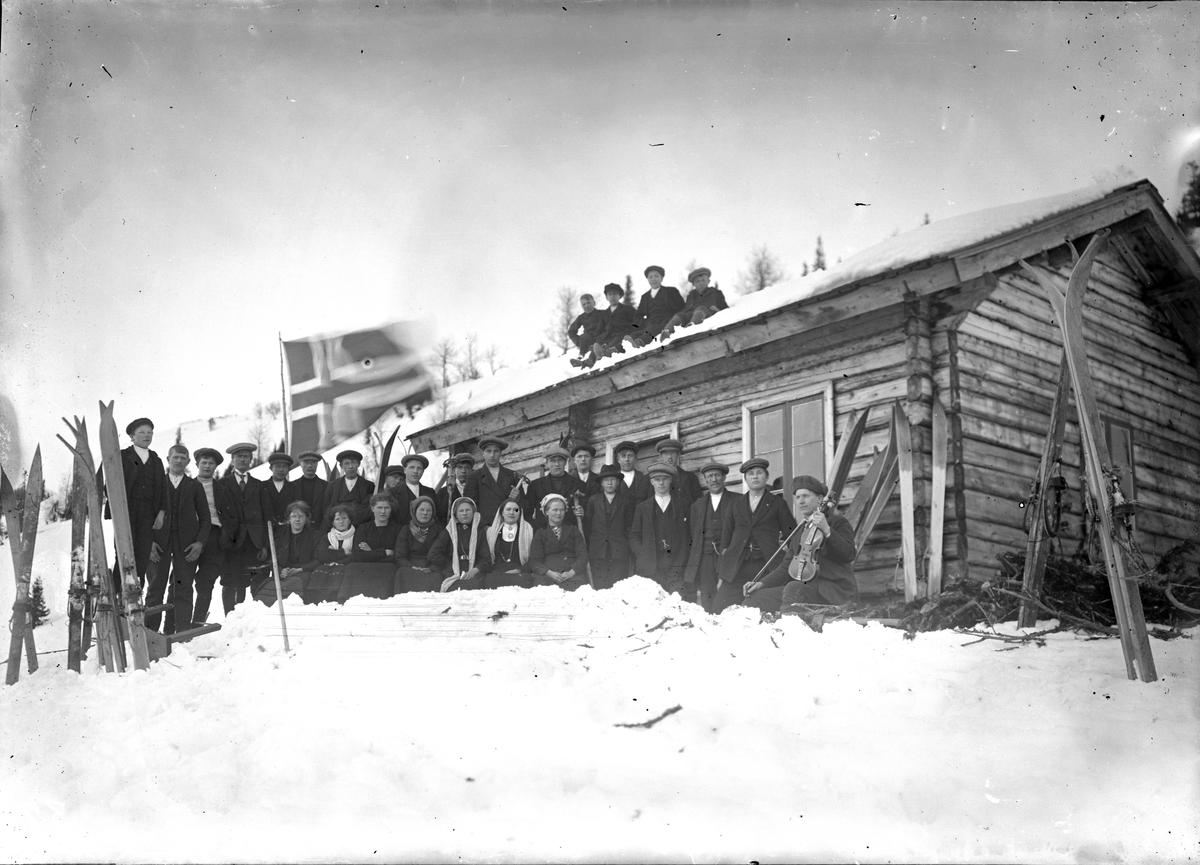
743, 475, 857, 613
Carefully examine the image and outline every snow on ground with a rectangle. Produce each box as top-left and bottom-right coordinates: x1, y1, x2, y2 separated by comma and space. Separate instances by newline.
3, 521, 1198, 863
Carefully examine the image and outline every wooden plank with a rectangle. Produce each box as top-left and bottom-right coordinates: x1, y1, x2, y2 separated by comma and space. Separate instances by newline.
68, 457, 88, 673
946, 330, 971, 583
928, 396, 948, 598
5, 449, 42, 684
893, 402, 919, 601
1019, 357, 1070, 627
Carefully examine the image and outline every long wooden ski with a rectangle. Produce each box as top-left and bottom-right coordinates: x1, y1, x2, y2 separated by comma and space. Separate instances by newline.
1018, 357, 1071, 628
1, 471, 31, 677
849, 414, 899, 554
5, 448, 43, 684
826, 408, 870, 508
67, 457, 88, 672
58, 417, 126, 672
97, 402, 151, 671
1022, 231, 1155, 682
893, 401, 919, 602
928, 396, 948, 599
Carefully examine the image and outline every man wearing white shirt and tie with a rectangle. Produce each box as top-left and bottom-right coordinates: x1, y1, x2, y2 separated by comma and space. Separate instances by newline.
216, 442, 267, 614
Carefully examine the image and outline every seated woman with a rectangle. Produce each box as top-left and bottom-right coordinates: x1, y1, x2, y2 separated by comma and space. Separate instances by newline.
530, 494, 589, 591
252, 500, 321, 605
339, 493, 403, 603
441, 496, 489, 592
485, 499, 534, 589
304, 503, 357, 604
394, 495, 451, 594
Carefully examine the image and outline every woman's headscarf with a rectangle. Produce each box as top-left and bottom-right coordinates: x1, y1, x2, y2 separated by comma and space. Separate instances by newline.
408, 495, 437, 544
540, 493, 569, 515
487, 500, 533, 565
449, 496, 480, 576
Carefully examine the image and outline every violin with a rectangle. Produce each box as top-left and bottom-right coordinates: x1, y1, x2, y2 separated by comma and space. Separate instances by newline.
787, 504, 831, 583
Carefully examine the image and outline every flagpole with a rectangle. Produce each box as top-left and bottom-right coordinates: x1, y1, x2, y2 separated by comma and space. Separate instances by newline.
278, 332, 290, 455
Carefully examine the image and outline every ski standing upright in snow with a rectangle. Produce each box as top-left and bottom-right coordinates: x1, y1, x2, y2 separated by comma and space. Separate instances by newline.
3, 447, 43, 685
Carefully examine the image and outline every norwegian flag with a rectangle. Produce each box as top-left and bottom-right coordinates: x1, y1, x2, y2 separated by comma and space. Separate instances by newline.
283, 322, 434, 455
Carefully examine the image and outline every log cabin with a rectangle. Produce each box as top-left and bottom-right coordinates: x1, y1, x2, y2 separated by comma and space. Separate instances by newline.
407, 180, 1200, 596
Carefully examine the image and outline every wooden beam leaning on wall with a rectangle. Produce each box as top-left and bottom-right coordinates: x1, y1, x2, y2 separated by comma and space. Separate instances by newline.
1019, 231, 1157, 683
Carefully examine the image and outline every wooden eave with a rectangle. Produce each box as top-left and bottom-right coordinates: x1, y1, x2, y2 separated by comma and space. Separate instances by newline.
408, 181, 1194, 451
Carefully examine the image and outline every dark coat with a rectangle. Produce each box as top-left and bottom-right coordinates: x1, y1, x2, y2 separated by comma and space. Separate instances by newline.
313, 530, 356, 565
572, 470, 603, 503
436, 480, 470, 525
526, 472, 584, 529
260, 478, 300, 526
388, 482, 437, 527
394, 523, 451, 570
600, 303, 640, 346
319, 475, 376, 531
718, 491, 797, 582
463, 465, 522, 527
636, 285, 685, 336
584, 490, 635, 561
669, 468, 704, 512
272, 524, 322, 572
350, 521, 402, 563
217, 473, 267, 550
680, 284, 728, 317
113, 446, 167, 517
684, 490, 743, 582
530, 524, 588, 576
155, 475, 212, 549
619, 470, 652, 505
568, 309, 607, 352
630, 496, 690, 572
447, 521, 492, 578
760, 511, 858, 604
293, 475, 328, 520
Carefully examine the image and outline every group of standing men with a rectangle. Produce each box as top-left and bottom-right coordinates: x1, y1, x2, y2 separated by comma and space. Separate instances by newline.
110, 414, 858, 636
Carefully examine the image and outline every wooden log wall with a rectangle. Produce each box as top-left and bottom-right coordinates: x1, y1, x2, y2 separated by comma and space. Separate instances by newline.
946, 248, 1200, 582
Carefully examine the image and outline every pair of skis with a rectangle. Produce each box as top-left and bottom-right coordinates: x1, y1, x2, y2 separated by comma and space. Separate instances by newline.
2, 449, 43, 685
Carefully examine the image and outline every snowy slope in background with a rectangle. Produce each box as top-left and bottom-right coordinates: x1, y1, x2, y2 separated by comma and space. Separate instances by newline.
1, 522, 1197, 863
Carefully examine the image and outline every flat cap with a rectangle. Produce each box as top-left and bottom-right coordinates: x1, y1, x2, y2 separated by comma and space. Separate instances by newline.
400, 453, 430, 470
543, 445, 571, 461
194, 447, 224, 465
613, 439, 639, 456
791, 475, 829, 497
125, 417, 154, 436
643, 265, 665, 277
382, 464, 406, 478
571, 443, 596, 457
266, 452, 295, 468
451, 453, 476, 467
296, 451, 322, 462
602, 282, 625, 298
478, 435, 509, 451
700, 462, 729, 476
740, 457, 770, 474
646, 462, 677, 478
655, 438, 683, 454
225, 442, 257, 456
336, 450, 363, 463
687, 267, 712, 282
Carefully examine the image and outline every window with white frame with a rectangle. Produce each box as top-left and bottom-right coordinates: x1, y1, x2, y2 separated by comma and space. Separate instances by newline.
741, 383, 834, 494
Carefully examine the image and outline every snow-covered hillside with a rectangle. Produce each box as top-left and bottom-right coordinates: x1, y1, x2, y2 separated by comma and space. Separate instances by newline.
1, 520, 1197, 862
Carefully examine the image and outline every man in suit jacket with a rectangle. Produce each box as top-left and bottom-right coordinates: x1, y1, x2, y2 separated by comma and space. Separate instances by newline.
526, 446, 584, 529
319, 449, 376, 531
655, 438, 703, 512
217, 442, 269, 614
587, 282, 642, 364
684, 462, 743, 613
629, 463, 690, 596
192, 447, 229, 626
584, 464, 636, 590
438, 453, 475, 524
115, 417, 168, 585
661, 267, 729, 338
570, 444, 602, 502
464, 435, 522, 527
147, 444, 211, 634
389, 454, 437, 527
714, 456, 797, 614
260, 452, 299, 526
614, 440, 651, 504
293, 452, 328, 521
632, 265, 684, 347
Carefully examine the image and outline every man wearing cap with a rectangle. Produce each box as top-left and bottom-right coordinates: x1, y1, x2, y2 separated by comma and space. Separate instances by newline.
743, 475, 858, 614
112, 417, 167, 585
464, 436, 523, 527
147, 444, 211, 634
684, 461, 743, 613
654, 438, 703, 511
614, 440, 651, 505
216, 442, 269, 613
570, 444, 601, 502
526, 445, 584, 530
633, 266, 684, 348
566, 293, 607, 367
661, 268, 728, 339
588, 283, 641, 364
714, 456, 797, 614
293, 452, 328, 519
438, 453, 475, 524
379, 464, 406, 518
260, 452, 299, 526
584, 463, 636, 590
319, 450, 376, 531
192, 447, 229, 626
629, 462, 690, 595
391, 454, 436, 527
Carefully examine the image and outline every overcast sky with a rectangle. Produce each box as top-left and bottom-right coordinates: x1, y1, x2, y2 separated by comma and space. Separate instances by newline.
2, 1, 1198, 484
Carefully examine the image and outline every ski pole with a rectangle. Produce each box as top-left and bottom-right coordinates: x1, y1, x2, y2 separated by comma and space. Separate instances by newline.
266, 522, 291, 653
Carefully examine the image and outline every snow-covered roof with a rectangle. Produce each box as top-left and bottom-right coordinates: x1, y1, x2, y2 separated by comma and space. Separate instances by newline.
410, 179, 1153, 440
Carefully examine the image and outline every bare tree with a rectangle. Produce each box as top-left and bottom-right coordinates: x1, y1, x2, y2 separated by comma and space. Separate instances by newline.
247, 402, 273, 465
532, 344, 551, 362
544, 286, 577, 355
428, 338, 459, 388
482, 343, 506, 376
456, 332, 483, 381
677, 260, 699, 292
735, 244, 787, 295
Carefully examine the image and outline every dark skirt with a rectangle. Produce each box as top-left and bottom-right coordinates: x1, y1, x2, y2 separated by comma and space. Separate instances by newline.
485, 568, 533, 590
337, 563, 398, 603
304, 563, 346, 605
251, 571, 307, 606
535, 552, 589, 592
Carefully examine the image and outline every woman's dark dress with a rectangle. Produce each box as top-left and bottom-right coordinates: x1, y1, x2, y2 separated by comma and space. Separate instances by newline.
394, 524, 451, 594
338, 521, 403, 602
252, 525, 320, 605
485, 532, 532, 589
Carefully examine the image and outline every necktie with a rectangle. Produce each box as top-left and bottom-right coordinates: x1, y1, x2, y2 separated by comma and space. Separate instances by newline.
238, 474, 246, 491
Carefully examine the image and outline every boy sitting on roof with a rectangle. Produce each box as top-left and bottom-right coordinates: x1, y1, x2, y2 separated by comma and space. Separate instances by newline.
661, 267, 728, 339
574, 282, 640, 368
567, 293, 606, 360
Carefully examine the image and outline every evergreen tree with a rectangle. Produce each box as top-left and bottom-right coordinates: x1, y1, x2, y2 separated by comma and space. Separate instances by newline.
923, 212, 931, 225
30, 576, 49, 628
623, 274, 636, 307
1176, 161, 1200, 233
801, 261, 809, 277
813, 236, 826, 272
